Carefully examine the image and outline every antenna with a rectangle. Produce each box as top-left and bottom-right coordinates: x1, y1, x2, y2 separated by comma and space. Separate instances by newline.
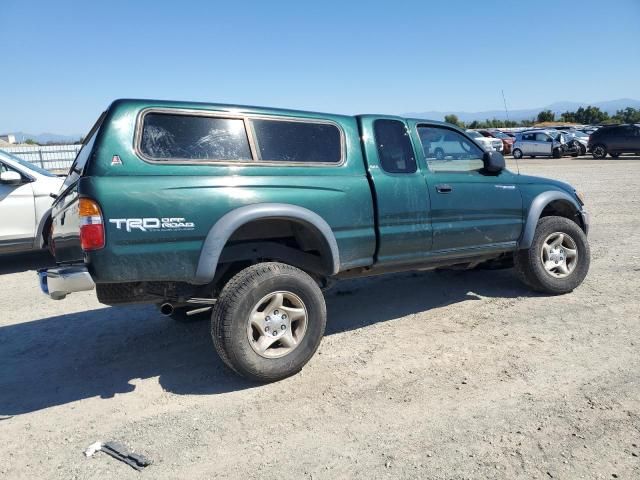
501, 89, 510, 122
501, 89, 519, 174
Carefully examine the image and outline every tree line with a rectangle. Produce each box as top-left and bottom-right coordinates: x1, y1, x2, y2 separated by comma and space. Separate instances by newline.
444, 106, 640, 129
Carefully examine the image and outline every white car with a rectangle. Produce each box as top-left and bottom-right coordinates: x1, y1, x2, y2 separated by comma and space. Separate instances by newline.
466, 130, 503, 153
0, 150, 64, 254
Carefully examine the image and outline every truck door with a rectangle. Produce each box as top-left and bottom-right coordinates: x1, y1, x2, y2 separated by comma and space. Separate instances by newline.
413, 123, 523, 252
358, 117, 433, 265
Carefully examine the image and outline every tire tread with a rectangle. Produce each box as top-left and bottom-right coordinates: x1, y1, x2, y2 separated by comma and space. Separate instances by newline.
211, 262, 325, 381
514, 216, 590, 294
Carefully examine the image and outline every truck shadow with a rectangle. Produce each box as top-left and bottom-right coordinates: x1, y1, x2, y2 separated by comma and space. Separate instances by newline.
0, 251, 53, 275
0, 268, 536, 416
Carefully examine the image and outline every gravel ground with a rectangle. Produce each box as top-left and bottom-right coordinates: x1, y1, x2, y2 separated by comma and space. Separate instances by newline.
1, 158, 639, 479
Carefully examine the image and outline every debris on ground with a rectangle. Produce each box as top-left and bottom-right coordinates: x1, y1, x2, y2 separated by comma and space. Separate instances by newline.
84, 441, 103, 457
84, 441, 152, 471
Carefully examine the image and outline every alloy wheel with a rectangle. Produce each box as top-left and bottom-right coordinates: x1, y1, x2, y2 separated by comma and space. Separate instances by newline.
540, 232, 578, 278
247, 291, 308, 359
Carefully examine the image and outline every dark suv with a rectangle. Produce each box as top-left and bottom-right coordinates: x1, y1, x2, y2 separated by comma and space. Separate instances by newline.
588, 124, 640, 159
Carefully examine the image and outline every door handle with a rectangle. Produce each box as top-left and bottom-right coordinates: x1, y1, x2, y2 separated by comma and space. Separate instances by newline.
436, 184, 453, 194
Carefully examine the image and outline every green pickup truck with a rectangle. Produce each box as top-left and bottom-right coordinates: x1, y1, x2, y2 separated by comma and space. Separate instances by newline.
39, 99, 590, 381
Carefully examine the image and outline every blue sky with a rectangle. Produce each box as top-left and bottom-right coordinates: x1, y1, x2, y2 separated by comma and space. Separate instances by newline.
0, 0, 638, 135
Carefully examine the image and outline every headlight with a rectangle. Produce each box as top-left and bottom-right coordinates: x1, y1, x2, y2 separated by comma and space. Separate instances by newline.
575, 190, 586, 205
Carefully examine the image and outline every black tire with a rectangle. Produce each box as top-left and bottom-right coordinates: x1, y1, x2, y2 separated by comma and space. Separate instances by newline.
211, 262, 326, 382
530, 156, 536, 159
434, 148, 445, 160
512, 148, 523, 159
609, 153, 620, 158
514, 216, 590, 294
579, 144, 587, 156
592, 144, 607, 159
553, 148, 562, 159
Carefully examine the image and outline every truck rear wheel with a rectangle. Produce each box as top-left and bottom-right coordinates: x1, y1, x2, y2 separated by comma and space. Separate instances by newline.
514, 216, 590, 294
211, 262, 326, 382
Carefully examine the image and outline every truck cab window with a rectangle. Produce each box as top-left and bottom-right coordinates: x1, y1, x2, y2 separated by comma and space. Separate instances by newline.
373, 119, 417, 173
418, 126, 484, 172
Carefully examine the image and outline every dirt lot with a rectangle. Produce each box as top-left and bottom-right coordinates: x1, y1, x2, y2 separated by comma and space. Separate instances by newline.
1, 158, 639, 479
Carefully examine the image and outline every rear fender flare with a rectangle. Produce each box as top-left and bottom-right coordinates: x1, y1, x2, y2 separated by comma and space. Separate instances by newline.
193, 203, 340, 284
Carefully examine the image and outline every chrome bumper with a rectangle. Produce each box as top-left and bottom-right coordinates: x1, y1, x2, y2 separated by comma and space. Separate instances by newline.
38, 266, 95, 300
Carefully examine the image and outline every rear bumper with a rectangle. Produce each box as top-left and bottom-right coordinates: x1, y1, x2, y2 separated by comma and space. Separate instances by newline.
38, 266, 95, 300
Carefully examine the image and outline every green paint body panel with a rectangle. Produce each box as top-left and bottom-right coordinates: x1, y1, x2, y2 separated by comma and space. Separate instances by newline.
50, 99, 587, 285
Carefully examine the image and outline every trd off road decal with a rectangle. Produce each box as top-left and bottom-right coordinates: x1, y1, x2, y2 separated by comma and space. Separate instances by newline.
109, 217, 195, 232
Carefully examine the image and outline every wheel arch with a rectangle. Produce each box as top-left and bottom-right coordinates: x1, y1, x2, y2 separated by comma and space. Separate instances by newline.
193, 203, 340, 285
519, 191, 585, 250
35, 207, 53, 249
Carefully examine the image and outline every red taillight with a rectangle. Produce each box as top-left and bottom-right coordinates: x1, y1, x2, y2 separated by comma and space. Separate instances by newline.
79, 198, 105, 251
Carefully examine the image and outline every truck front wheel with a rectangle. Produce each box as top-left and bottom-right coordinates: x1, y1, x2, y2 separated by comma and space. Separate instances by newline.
211, 262, 326, 382
515, 216, 590, 294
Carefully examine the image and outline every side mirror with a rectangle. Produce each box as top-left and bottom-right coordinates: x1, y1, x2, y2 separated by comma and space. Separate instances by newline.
0, 170, 23, 185
483, 151, 505, 173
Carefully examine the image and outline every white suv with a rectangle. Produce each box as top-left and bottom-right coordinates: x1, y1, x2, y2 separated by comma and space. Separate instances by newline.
466, 130, 503, 153
0, 150, 64, 254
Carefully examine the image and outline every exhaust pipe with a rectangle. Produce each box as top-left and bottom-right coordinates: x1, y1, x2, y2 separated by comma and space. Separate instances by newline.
160, 303, 174, 316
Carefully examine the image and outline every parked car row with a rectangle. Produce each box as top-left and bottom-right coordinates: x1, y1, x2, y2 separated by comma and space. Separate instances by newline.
469, 123, 640, 159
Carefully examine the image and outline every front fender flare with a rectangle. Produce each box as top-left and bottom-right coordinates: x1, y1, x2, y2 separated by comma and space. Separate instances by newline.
519, 191, 583, 249
193, 203, 340, 284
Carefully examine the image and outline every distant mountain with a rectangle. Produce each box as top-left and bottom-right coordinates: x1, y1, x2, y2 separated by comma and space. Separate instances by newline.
405, 98, 640, 122
9, 131, 83, 144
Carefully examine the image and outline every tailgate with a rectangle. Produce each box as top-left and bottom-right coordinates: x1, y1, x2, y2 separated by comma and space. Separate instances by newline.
51, 115, 104, 264
51, 183, 83, 263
